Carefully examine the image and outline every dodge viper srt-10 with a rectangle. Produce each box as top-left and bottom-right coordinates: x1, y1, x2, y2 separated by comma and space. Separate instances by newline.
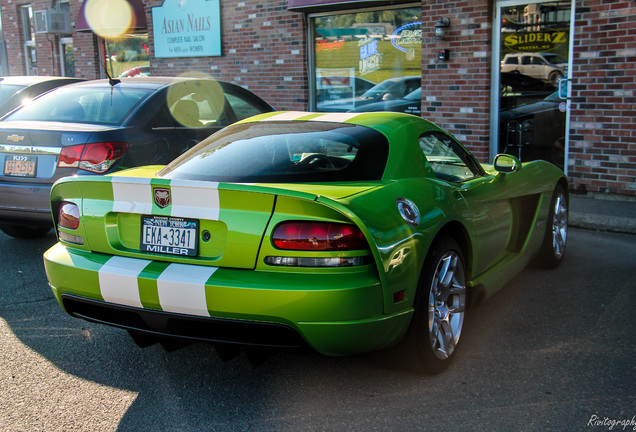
43, 111, 568, 372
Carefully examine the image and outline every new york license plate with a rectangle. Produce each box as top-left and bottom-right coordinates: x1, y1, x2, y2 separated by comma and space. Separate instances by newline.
141, 216, 198, 257
4, 154, 37, 177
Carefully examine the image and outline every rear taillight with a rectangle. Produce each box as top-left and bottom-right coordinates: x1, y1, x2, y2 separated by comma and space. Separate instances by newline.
272, 221, 368, 251
57, 202, 84, 245
58, 202, 80, 229
58, 142, 129, 173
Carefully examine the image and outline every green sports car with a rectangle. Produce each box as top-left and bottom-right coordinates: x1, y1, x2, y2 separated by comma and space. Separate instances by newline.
43, 111, 568, 372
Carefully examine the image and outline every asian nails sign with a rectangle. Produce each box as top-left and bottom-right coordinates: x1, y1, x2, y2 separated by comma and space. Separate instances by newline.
152, 0, 221, 58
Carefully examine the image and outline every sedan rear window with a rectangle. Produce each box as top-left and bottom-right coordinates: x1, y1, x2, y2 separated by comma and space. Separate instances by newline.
6, 86, 152, 125
159, 121, 389, 183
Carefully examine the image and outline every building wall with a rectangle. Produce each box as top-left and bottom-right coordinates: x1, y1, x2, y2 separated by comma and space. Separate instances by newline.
0, 0, 634, 196
569, 1, 636, 195
421, 0, 493, 162
146, 0, 308, 111
1, 0, 60, 76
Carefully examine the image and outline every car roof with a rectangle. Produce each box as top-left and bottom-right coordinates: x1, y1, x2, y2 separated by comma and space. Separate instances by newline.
57, 76, 247, 92
236, 111, 444, 180
0, 76, 83, 85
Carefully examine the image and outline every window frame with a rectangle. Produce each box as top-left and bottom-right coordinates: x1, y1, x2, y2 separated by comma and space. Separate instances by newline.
419, 131, 485, 183
306, 2, 421, 112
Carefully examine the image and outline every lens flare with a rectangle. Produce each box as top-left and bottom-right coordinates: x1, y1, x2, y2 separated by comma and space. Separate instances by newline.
167, 73, 225, 129
85, 0, 134, 38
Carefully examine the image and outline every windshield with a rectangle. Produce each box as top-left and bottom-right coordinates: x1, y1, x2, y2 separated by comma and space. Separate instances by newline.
6, 85, 153, 125
160, 121, 389, 183
360, 80, 397, 98
405, 88, 422, 101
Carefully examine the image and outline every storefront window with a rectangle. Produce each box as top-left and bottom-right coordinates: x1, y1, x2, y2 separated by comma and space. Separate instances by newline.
498, 1, 572, 170
102, 34, 150, 79
310, 6, 422, 114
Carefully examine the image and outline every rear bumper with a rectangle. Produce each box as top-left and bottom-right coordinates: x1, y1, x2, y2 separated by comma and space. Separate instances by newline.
0, 181, 53, 226
44, 243, 413, 356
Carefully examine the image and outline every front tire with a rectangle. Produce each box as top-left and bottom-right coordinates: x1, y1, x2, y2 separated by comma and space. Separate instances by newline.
405, 236, 467, 374
535, 185, 568, 268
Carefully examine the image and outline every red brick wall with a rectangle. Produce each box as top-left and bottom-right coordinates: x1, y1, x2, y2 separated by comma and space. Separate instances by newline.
2, 0, 634, 195
0, 0, 68, 76
146, 0, 308, 111
569, 0, 636, 196
420, 0, 493, 162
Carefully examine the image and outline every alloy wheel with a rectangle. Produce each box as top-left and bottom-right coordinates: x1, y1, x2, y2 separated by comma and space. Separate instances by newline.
427, 251, 466, 360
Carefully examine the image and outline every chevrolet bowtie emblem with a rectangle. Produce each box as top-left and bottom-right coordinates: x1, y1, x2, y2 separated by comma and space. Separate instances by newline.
7, 134, 25, 143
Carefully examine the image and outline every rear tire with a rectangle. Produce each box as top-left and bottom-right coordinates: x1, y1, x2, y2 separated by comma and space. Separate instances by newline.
402, 236, 467, 374
0, 223, 51, 239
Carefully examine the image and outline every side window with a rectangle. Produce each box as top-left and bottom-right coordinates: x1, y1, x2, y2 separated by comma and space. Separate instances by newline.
225, 93, 266, 121
521, 56, 532, 65
533, 56, 546, 65
169, 94, 230, 129
419, 132, 482, 182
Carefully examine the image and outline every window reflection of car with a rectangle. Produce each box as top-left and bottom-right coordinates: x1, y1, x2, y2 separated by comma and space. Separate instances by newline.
317, 76, 420, 112
118, 66, 150, 78
348, 87, 421, 116
0, 77, 275, 239
316, 76, 375, 104
499, 92, 566, 169
500, 53, 567, 85
0, 76, 85, 118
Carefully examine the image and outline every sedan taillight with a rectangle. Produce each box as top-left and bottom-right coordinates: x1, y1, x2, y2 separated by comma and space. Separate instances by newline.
58, 142, 129, 173
272, 221, 368, 251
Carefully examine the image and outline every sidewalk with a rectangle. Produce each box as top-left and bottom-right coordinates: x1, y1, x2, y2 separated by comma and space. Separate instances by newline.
569, 193, 636, 235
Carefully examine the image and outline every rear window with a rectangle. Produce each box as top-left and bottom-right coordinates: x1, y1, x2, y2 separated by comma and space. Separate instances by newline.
0, 84, 25, 101
6, 86, 152, 125
159, 121, 389, 183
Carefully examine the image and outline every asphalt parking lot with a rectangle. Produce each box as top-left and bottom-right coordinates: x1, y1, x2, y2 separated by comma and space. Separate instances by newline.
1, 227, 635, 432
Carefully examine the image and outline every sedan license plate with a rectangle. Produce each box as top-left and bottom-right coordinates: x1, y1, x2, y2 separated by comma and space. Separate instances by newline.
4, 155, 37, 177
141, 216, 198, 257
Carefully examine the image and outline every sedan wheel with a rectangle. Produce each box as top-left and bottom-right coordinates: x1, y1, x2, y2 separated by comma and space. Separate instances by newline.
0, 223, 51, 239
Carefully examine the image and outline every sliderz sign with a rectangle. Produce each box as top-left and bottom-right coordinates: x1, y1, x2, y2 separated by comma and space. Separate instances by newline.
152, 0, 221, 58
503, 31, 567, 52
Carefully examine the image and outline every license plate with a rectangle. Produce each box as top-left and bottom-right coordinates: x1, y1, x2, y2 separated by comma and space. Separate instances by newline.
140, 216, 198, 257
4, 155, 37, 177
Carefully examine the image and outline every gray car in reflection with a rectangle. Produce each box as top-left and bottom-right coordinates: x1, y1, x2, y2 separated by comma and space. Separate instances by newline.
348, 87, 421, 116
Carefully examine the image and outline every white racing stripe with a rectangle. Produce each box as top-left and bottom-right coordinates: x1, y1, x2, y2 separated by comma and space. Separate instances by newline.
99, 256, 151, 308
112, 177, 153, 214
157, 263, 218, 317
169, 179, 220, 220
260, 111, 312, 121
308, 113, 360, 123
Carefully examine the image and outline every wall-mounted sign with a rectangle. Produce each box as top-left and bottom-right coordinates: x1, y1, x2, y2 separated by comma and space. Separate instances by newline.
503, 30, 568, 53
152, 0, 221, 58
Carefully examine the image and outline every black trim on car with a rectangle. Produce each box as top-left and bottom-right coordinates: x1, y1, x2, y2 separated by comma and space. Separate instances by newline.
61, 294, 308, 350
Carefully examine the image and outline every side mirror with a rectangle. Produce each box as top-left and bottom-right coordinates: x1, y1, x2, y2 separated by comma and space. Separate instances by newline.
494, 154, 521, 174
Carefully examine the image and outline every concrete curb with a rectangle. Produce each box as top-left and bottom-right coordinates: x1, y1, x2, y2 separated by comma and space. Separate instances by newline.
569, 213, 636, 235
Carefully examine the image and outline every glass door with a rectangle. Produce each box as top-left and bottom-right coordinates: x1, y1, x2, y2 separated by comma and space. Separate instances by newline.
491, 0, 574, 172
